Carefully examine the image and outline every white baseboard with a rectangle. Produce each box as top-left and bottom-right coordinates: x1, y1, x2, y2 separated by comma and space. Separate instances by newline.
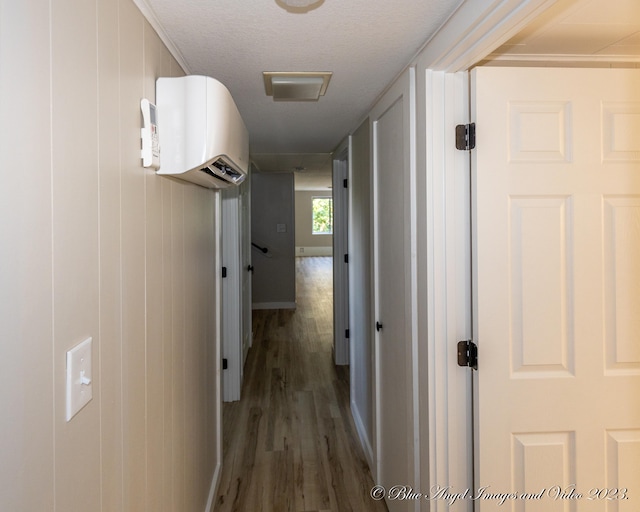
351, 398, 374, 471
296, 246, 333, 256
252, 301, 297, 310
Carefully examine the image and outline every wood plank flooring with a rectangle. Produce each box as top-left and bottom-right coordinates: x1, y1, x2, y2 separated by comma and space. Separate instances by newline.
215, 257, 387, 512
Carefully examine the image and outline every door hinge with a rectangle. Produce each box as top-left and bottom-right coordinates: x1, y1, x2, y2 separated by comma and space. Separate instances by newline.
222, 358, 228, 370
343, 178, 348, 188
221, 266, 227, 278
457, 340, 478, 370
455, 123, 476, 151
345, 329, 350, 339
344, 253, 349, 264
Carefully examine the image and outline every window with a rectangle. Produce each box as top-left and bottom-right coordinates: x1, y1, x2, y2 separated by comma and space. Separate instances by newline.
312, 197, 333, 235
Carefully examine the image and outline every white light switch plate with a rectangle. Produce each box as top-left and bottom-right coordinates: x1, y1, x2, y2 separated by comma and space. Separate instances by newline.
66, 337, 93, 421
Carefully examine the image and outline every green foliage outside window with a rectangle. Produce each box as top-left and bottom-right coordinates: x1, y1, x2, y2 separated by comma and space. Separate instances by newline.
312, 197, 333, 235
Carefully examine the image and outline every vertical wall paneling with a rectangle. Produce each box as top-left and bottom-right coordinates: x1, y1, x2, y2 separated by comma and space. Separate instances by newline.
51, 0, 101, 508
171, 183, 186, 510
0, 0, 220, 510
143, 20, 172, 512
161, 179, 175, 512
119, 1, 147, 509
184, 186, 196, 511
98, 0, 124, 508
0, 0, 55, 510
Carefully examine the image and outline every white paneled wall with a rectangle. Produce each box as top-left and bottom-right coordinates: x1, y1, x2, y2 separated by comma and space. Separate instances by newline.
0, 1, 55, 510
0, 0, 220, 511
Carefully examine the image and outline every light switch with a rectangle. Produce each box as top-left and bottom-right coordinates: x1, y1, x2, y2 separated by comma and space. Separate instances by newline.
66, 337, 93, 422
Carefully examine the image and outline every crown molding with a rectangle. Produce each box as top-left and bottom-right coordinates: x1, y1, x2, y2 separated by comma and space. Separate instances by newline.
132, 0, 191, 74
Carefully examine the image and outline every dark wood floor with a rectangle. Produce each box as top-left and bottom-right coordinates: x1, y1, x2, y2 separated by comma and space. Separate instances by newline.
215, 257, 387, 512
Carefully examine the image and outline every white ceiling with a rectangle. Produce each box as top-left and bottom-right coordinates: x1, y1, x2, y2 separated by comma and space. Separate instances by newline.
142, 0, 463, 171
490, 0, 640, 61
252, 152, 334, 190
140, 0, 640, 189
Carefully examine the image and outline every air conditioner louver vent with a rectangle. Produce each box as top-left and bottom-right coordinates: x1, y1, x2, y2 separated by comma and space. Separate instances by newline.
199, 159, 246, 187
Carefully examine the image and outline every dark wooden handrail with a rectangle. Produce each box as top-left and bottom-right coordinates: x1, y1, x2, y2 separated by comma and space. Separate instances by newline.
251, 242, 268, 254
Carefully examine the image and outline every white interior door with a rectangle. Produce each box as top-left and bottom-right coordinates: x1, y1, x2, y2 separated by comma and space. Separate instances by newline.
221, 187, 242, 402
333, 147, 349, 365
472, 67, 640, 511
239, 175, 252, 361
372, 67, 418, 512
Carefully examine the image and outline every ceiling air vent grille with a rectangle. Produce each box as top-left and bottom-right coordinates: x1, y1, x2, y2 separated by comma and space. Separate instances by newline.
263, 72, 332, 101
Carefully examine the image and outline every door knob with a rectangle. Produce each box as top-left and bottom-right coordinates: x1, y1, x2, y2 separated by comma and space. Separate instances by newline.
376, 321, 383, 332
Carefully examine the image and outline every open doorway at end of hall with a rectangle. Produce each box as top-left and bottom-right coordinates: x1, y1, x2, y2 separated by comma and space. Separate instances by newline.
293, 161, 349, 367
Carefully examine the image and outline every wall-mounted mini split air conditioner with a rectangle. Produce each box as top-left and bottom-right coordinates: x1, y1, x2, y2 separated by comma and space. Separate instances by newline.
155, 75, 249, 189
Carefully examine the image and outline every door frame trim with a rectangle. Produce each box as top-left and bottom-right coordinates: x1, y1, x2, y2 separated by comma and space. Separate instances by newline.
415, 0, 556, 71
416, 66, 474, 508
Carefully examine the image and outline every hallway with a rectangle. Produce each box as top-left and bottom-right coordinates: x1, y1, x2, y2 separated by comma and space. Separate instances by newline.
215, 257, 387, 512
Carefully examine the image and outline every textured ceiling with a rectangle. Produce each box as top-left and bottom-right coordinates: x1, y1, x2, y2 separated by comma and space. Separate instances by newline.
139, 0, 640, 184
142, 0, 462, 156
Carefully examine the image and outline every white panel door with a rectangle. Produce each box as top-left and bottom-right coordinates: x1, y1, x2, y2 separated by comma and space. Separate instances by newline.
239, 175, 252, 362
333, 150, 350, 365
472, 67, 640, 512
372, 67, 418, 512
221, 187, 242, 402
